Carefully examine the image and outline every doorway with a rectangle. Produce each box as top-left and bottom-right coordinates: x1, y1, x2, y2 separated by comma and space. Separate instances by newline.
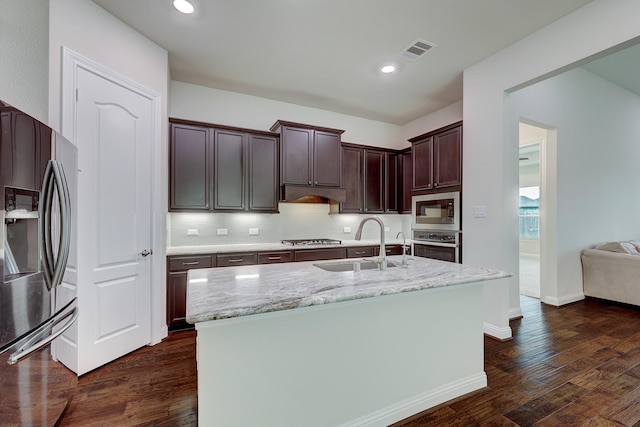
518, 123, 544, 299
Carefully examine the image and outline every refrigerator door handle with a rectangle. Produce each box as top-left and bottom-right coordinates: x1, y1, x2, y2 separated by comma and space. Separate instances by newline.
39, 160, 72, 291
7, 297, 78, 365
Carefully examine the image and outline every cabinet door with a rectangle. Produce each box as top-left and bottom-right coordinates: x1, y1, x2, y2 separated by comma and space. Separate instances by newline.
385, 152, 398, 212
364, 150, 384, 213
433, 126, 461, 188
214, 129, 245, 210
400, 150, 413, 213
294, 247, 346, 262
341, 146, 363, 213
412, 137, 433, 191
249, 134, 279, 212
281, 126, 312, 185
313, 131, 341, 187
170, 123, 210, 210
167, 271, 190, 330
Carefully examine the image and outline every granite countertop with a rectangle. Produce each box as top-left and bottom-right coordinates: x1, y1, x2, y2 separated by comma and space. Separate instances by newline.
186, 255, 511, 324
167, 239, 409, 256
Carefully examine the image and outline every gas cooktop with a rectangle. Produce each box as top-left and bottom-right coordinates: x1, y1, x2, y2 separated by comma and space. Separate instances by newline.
281, 238, 342, 246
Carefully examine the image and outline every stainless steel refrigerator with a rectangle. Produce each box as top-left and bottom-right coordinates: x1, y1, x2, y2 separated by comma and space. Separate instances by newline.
0, 100, 78, 426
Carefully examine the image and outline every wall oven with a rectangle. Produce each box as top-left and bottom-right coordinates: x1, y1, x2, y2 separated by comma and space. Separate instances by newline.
412, 230, 460, 263
412, 191, 461, 263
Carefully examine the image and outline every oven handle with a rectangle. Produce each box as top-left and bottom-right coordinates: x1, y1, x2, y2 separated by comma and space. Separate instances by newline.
413, 241, 458, 248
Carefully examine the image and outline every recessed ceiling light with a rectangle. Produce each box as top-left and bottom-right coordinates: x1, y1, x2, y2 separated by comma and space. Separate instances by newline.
381, 65, 396, 74
173, 0, 195, 14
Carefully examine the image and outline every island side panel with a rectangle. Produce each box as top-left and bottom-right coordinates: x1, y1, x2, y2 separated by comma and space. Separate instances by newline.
195, 282, 485, 427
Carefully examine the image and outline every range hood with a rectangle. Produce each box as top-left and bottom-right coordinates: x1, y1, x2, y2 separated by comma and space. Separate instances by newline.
280, 185, 346, 204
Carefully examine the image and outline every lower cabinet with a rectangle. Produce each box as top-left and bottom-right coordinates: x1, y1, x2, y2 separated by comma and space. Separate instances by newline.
166, 245, 405, 331
167, 255, 214, 330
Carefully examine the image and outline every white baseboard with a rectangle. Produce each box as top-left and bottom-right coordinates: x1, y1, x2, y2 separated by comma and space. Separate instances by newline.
484, 322, 513, 340
509, 306, 523, 320
341, 372, 488, 427
542, 292, 585, 307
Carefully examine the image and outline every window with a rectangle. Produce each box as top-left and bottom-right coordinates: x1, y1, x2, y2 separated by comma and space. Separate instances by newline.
519, 186, 539, 239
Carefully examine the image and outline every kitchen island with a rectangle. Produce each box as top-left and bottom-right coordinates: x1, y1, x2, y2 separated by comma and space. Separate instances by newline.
187, 255, 510, 427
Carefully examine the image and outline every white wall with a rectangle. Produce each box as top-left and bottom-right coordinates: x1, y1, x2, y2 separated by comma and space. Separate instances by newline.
401, 100, 463, 145
0, 0, 49, 122
463, 0, 640, 338
49, 0, 170, 344
511, 67, 640, 300
170, 81, 403, 149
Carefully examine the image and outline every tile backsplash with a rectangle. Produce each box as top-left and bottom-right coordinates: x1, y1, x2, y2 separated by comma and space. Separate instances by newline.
168, 203, 411, 247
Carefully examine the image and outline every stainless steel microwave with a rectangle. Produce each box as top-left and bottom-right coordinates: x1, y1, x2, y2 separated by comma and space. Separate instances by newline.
411, 191, 460, 231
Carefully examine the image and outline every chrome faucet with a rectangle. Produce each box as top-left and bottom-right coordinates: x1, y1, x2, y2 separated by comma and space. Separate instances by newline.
355, 217, 386, 270
396, 231, 409, 268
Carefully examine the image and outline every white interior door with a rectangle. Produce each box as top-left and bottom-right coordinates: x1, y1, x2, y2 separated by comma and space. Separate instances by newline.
74, 67, 153, 375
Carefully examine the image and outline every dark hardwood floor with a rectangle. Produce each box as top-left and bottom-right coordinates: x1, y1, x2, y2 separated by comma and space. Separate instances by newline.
58, 296, 640, 426
57, 330, 197, 427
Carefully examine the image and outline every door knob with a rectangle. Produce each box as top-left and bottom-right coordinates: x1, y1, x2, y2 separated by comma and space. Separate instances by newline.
140, 249, 152, 257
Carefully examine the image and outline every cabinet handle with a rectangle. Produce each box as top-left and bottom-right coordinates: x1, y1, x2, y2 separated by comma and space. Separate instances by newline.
355, 251, 365, 255
182, 261, 200, 266
227, 258, 244, 263
434, 183, 438, 187
268, 256, 282, 260
314, 181, 318, 185
308, 180, 312, 185
385, 249, 392, 254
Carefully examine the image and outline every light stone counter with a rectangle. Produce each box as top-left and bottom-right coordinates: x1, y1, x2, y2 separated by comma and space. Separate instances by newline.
167, 238, 408, 256
186, 255, 510, 323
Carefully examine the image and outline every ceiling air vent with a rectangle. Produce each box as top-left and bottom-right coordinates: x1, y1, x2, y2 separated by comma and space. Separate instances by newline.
398, 39, 437, 62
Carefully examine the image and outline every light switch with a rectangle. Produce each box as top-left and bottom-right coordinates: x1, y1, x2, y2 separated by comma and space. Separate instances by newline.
216, 228, 228, 235
187, 228, 198, 236
249, 228, 260, 235
473, 205, 487, 218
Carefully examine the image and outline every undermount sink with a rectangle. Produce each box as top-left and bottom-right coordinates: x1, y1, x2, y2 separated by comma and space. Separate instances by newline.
313, 260, 396, 272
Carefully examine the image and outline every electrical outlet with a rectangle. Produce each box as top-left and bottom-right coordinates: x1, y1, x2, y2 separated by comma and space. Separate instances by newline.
187, 228, 198, 236
249, 228, 259, 236
216, 228, 228, 236
343, 226, 351, 233
384, 227, 390, 232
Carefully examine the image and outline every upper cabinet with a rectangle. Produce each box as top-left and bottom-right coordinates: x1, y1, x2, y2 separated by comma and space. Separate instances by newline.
169, 119, 279, 213
0, 107, 51, 201
169, 122, 211, 211
270, 120, 343, 188
398, 149, 412, 213
340, 144, 398, 214
409, 122, 462, 193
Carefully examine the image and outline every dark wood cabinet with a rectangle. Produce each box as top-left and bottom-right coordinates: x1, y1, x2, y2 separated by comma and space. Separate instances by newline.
399, 149, 412, 213
364, 149, 385, 213
412, 136, 433, 191
409, 123, 462, 193
214, 128, 245, 210
384, 152, 398, 213
271, 120, 343, 188
248, 134, 279, 211
169, 119, 279, 213
0, 109, 52, 206
169, 123, 210, 211
347, 247, 375, 258
293, 247, 347, 262
341, 146, 363, 213
258, 251, 293, 264
340, 144, 396, 214
166, 255, 214, 330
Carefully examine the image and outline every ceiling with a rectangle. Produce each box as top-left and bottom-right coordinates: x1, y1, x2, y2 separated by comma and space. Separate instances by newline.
92, 0, 603, 125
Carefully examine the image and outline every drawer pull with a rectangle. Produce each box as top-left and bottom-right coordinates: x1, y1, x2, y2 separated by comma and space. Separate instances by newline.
228, 259, 244, 263
268, 256, 282, 260
182, 261, 200, 266
355, 251, 365, 255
